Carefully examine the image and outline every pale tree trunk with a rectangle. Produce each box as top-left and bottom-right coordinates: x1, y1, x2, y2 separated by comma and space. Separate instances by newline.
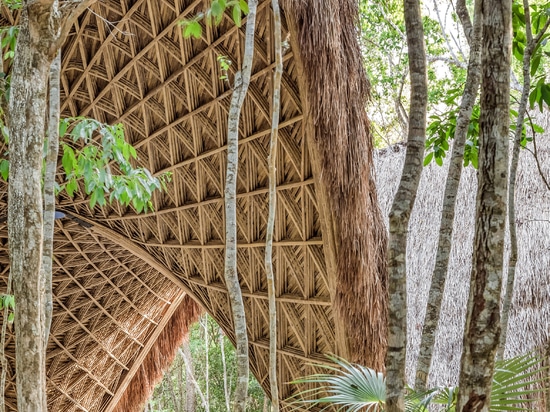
202, 316, 210, 412
264, 0, 282, 409
179, 346, 208, 411
43, 51, 61, 349
386, 0, 427, 410
219, 327, 230, 412
223, 0, 257, 410
456, 0, 474, 43
182, 340, 195, 412
497, 0, 550, 360
167, 377, 181, 412
414, 0, 482, 391
456, 1, 512, 410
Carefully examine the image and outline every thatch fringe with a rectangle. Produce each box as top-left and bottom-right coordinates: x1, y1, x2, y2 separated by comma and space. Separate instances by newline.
281, 0, 388, 370
113, 295, 202, 412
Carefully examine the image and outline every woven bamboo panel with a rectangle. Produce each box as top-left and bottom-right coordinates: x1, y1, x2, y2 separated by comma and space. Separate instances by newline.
0, 0, 337, 410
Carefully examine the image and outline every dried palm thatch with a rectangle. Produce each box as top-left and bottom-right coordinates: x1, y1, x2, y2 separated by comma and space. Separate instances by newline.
113, 295, 202, 412
0, 0, 387, 410
374, 110, 550, 390
282, 0, 388, 371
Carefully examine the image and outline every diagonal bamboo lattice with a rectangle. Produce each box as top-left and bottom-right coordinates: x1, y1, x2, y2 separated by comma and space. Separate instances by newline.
0, 0, 377, 410
0, 1, 548, 411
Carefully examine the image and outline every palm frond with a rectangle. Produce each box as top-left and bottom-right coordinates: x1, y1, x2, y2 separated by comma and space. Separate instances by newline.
288, 352, 548, 411
289, 356, 385, 411
490, 353, 549, 411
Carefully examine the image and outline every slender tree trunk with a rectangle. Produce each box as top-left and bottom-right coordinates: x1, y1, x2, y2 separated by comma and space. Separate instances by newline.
386, 1, 427, 410
182, 340, 196, 412
179, 347, 208, 411
223, 0, 257, 410
202, 316, 210, 412
457, 1, 512, 410
265, 0, 282, 409
219, 327, 231, 412
414, 0, 482, 391
497, 0, 550, 359
43, 51, 61, 349
456, 0, 474, 43
167, 376, 181, 412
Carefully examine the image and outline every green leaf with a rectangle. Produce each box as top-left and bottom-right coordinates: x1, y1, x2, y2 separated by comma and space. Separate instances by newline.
65, 179, 78, 198
0, 159, 9, 181
435, 156, 443, 166
423, 152, 434, 166
532, 123, 544, 133
184, 21, 202, 39
239, 0, 249, 14
129, 145, 137, 159
211, 0, 223, 16
529, 87, 538, 109
531, 54, 542, 76
4, 295, 14, 310
541, 83, 550, 108
59, 118, 70, 137
232, 5, 242, 27
89, 190, 98, 209
62, 145, 76, 176
7, 312, 14, 324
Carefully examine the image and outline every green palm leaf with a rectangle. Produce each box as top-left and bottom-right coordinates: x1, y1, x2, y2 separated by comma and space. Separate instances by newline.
291, 356, 385, 411
289, 352, 548, 412
490, 352, 549, 411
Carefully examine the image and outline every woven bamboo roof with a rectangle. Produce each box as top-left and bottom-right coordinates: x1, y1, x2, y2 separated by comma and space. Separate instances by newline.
0, 0, 370, 410
1, 1, 548, 411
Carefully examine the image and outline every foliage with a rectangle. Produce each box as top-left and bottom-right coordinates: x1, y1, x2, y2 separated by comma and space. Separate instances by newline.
359, 0, 451, 146
59, 117, 170, 212
290, 353, 549, 411
0, 0, 21, 10
0, 295, 15, 327
149, 315, 267, 412
359, 0, 550, 166
0, 117, 170, 213
179, 0, 249, 39
217, 55, 232, 81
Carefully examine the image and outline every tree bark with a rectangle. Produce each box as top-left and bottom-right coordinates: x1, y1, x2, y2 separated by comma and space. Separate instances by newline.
179, 346, 207, 411
414, 0, 482, 391
265, 0, 282, 409
7, 2, 94, 409
456, 0, 474, 44
386, 0, 427, 410
219, 328, 230, 412
456, 1, 512, 410
43, 51, 61, 349
8, 2, 60, 409
182, 340, 196, 412
223, 0, 258, 410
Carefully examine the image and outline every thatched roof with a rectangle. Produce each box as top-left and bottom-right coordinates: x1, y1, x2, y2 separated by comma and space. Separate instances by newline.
374, 114, 550, 389
0, 0, 384, 410
4, 0, 543, 409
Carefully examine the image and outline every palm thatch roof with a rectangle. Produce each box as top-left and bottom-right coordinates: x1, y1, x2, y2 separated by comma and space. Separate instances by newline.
0, 0, 385, 410
375, 113, 550, 390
